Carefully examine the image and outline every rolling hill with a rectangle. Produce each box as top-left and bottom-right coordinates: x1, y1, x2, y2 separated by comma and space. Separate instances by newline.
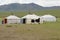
0, 3, 60, 11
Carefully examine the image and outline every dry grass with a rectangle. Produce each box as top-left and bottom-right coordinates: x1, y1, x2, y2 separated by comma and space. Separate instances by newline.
0, 22, 60, 40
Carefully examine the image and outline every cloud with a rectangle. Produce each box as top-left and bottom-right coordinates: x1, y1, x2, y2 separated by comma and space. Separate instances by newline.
33, 0, 60, 7
0, 0, 60, 7
0, 0, 20, 5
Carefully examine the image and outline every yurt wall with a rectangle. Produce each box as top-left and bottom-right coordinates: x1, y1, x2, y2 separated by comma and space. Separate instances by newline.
41, 15, 56, 22
21, 14, 42, 24
6, 15, 20, 24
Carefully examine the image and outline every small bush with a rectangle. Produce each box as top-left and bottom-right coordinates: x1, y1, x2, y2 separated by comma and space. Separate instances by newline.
6, 25, 12, 27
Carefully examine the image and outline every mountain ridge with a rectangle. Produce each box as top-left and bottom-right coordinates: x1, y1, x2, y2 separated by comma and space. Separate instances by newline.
0, 3, 60, 11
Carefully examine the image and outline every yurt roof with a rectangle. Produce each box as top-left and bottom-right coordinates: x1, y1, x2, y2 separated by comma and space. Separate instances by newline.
22, 14, 39, 19
6, 15, 20, 19
41, 15, 56, 18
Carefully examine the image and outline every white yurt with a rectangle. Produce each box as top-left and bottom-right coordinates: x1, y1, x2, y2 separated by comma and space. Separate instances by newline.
6, 15, 20, 24
41, 15, 56, 22
21, 14, 41, 24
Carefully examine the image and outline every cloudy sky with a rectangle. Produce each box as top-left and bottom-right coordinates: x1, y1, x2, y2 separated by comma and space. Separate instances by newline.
0, 0, 60, 7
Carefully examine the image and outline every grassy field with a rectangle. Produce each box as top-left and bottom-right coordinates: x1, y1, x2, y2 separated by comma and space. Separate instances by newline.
0, 9, 60, 18
0, 10, 60, 40
0, 18, 60, 40
0, 22, 60, 40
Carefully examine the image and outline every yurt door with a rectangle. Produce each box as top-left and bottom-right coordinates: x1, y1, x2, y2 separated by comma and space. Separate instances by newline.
23, 18, 26, 24
4, 19, 7, 24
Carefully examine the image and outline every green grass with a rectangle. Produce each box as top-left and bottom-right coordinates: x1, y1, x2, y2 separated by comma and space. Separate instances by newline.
0, 9, 60, 18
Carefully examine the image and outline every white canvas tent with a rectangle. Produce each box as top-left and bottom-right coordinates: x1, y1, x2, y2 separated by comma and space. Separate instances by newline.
41, 15, 56, 22
21, 14, 41, 24
22, 14, 39, 19
6, 15, 20, 24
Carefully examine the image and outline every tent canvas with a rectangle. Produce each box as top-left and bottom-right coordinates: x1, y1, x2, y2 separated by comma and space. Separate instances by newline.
21, 14, 42, 24
41, 15, 56, 22
22, 14, 39, 19
6, 15, 20, 24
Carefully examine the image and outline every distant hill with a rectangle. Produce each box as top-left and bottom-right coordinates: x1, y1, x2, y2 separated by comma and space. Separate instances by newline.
0, 3, 60, 11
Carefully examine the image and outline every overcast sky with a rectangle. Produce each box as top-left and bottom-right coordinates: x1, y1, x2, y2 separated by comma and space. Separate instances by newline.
0, 0, 60, 7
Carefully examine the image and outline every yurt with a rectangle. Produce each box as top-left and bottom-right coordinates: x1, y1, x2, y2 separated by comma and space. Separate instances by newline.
6, 15, 20, 24
41, 15, 56, 22
21, 14, 41, 24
